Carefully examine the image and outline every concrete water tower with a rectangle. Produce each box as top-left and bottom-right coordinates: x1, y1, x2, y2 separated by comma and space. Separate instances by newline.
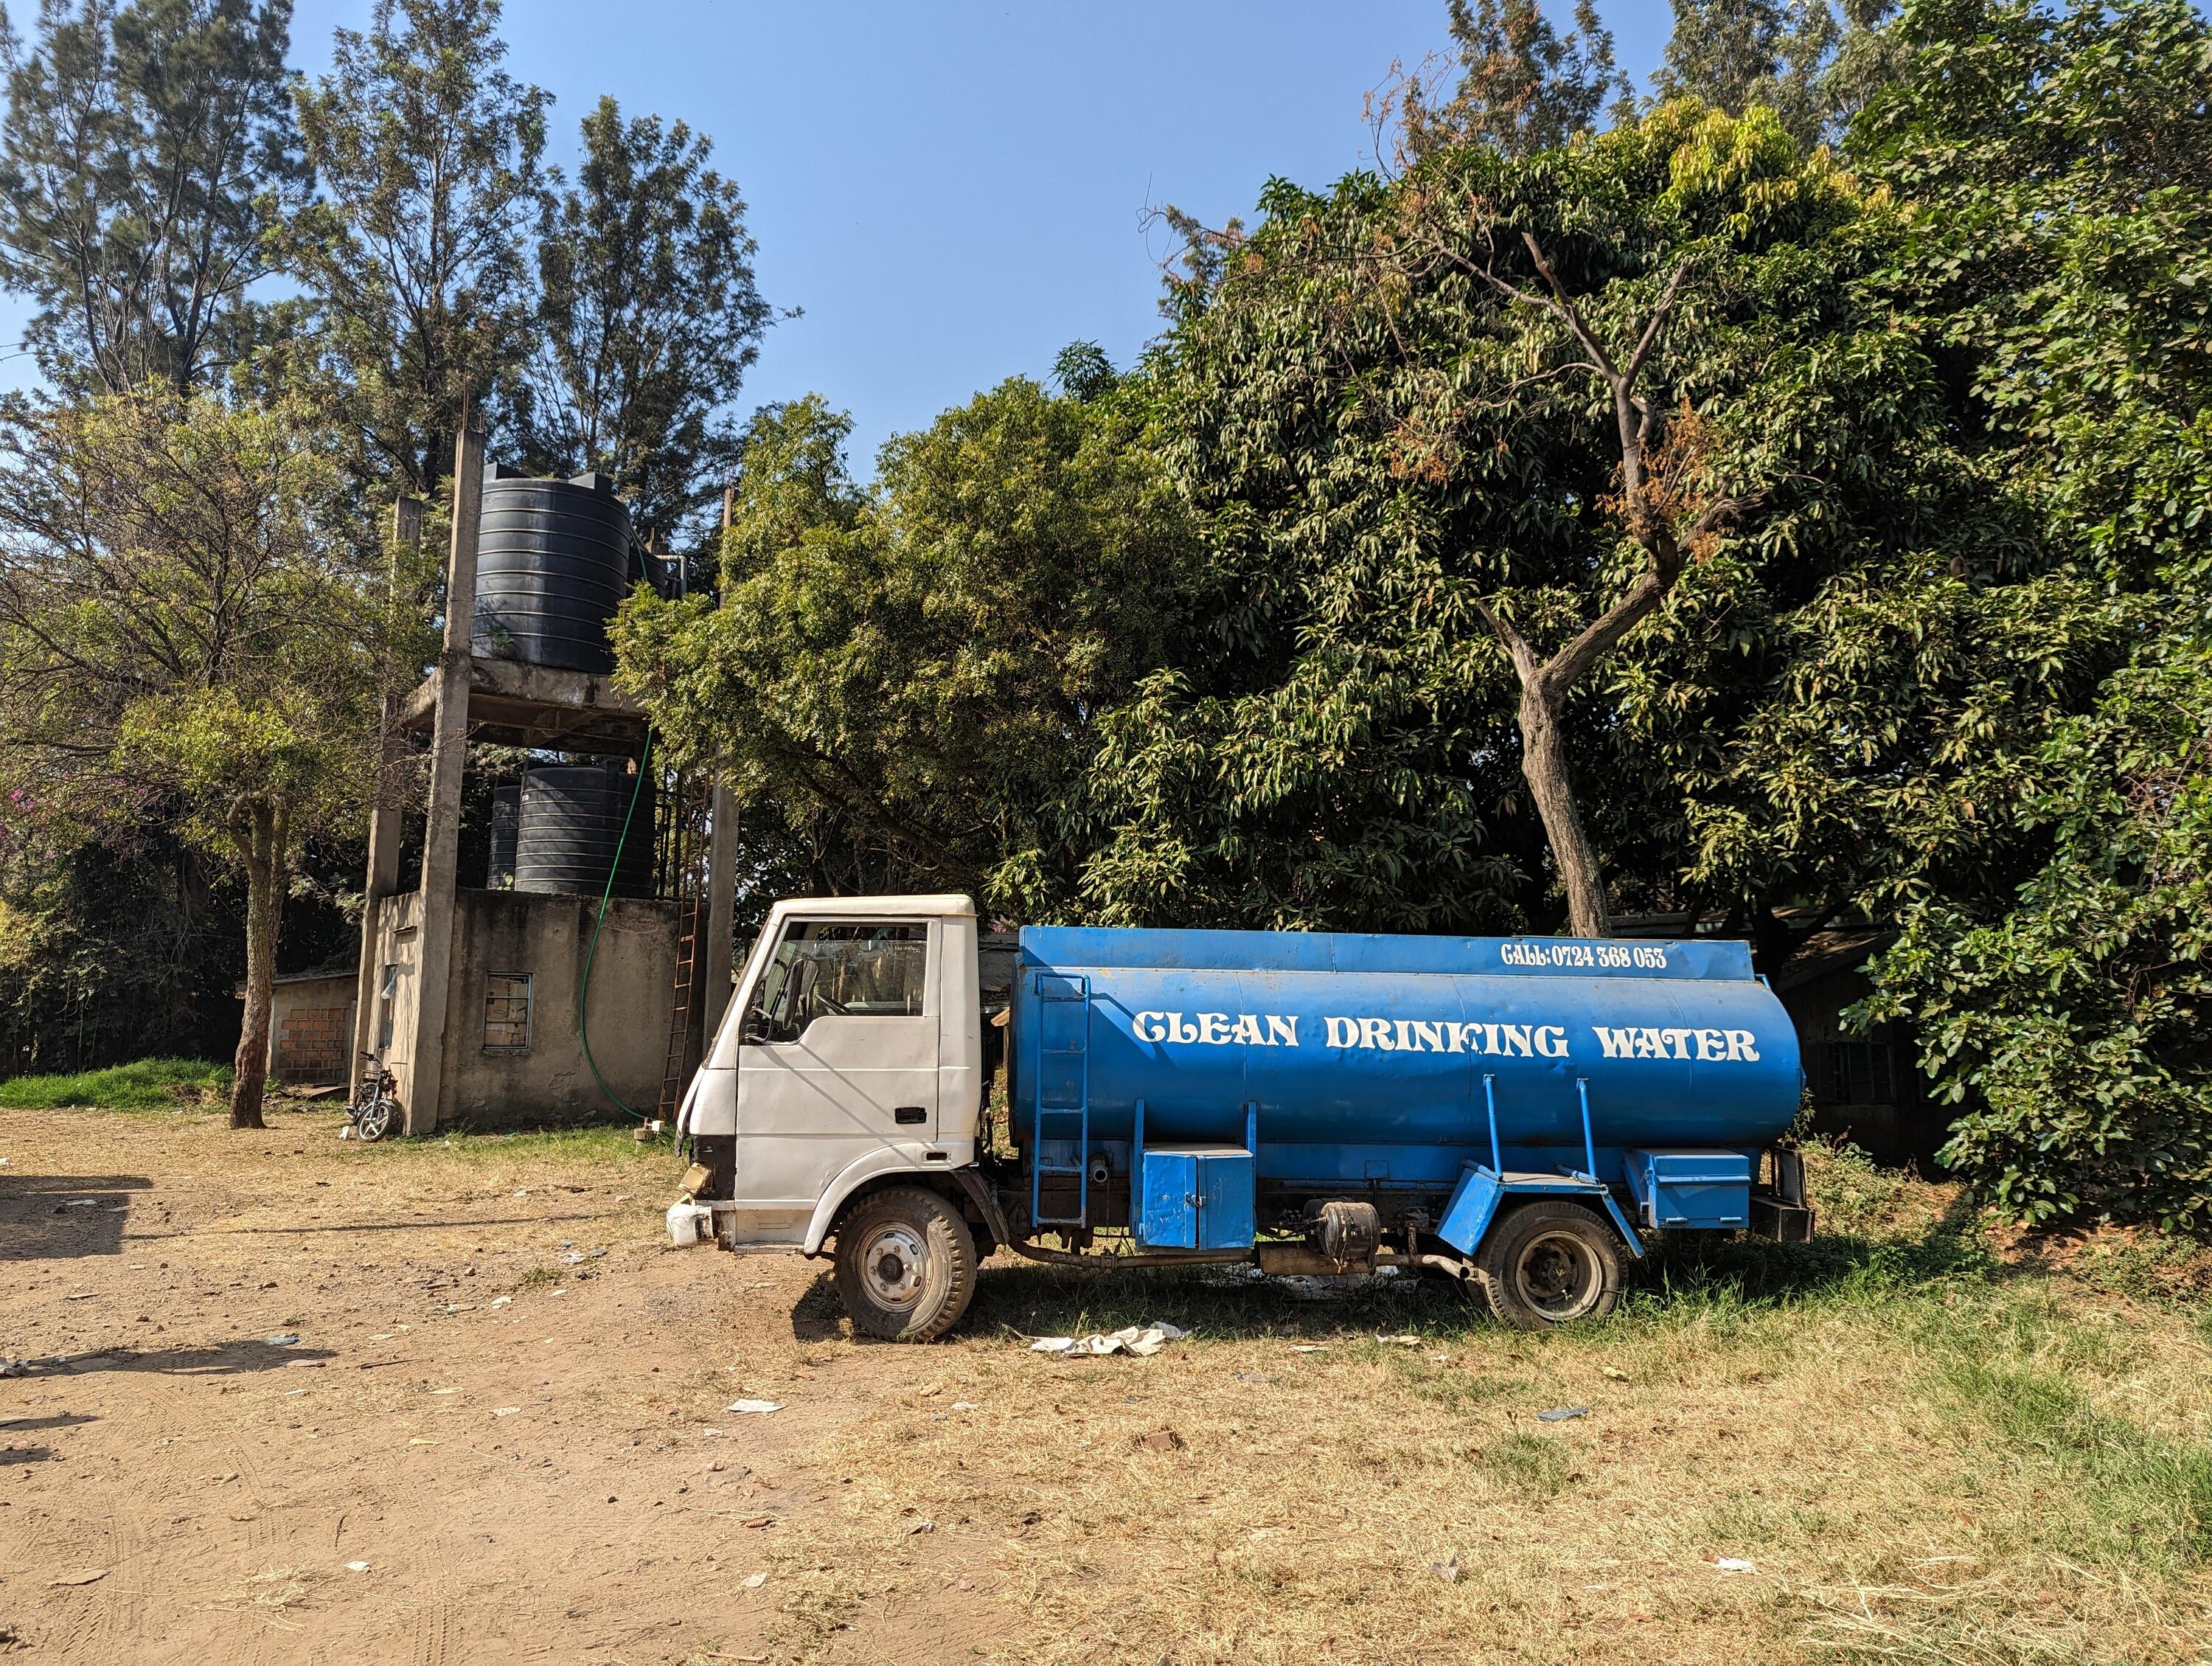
350, 428, 738, 1131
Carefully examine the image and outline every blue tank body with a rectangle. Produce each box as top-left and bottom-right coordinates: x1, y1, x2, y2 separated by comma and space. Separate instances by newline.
1009, 926, 1801, 1193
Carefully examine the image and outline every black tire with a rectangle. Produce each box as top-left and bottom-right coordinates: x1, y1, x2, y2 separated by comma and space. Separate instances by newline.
1474, 1201, 1624, 1330
832, 1186, 978, 1342
356, 1094, 400, 1142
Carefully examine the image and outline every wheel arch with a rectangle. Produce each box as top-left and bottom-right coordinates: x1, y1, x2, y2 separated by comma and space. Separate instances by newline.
1437, 1167, 1644, 1262
803, 1156, 979, 1256
1492, 1188, 1643, 1258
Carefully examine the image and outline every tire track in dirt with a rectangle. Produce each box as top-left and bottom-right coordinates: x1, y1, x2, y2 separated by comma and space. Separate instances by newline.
7, 1358, 128, 1662
119, 1345, 266, 1655
408, 1581, 456, 1666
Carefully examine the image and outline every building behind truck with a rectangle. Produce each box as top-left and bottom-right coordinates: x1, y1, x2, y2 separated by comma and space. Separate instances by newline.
679, 893, 1813, 1340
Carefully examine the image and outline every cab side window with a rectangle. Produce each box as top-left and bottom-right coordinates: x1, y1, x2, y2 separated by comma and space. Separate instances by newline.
744, 922, 928, 1044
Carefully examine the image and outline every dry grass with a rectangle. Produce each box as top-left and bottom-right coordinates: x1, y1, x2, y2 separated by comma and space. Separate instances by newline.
751, 1146, 2212, 1665
12, 1101, 2206, 1664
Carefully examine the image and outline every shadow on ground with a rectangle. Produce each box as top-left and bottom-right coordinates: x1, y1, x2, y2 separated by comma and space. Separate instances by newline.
13, 1342, 338, 1378
0, 1173, 152, 1260
1627, 1188, 1993, 1316
790, 1194, 1998, 1344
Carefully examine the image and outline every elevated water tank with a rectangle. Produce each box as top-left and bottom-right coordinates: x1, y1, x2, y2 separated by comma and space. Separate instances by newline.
473, 469, 632, 674
515, 763, 654, 899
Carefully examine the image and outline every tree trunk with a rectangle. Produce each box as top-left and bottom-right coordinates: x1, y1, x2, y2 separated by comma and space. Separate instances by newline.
1445, 235, 1737, 943
1516, 678, 1611, 939
229, 805, 282, 1131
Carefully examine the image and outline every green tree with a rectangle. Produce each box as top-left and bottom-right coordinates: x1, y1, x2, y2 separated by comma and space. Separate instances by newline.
0, 394, 383, 1126
1396, 0, 1634, 160
1085, 102, 1907, 938
286, 0, 547, 493
0, 835, 237, 1073
1655, 1, 1903, 148
1872, 653, 2211, 1229
0, 0, 307, 392
611, 383, 1205, 920
1835, 0, 2212, 1227
513, 95, 769, 559
1051, 339, 1118, 403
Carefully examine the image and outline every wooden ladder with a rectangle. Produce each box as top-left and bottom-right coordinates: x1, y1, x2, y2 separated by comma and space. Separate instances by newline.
656, 899, 702, 1122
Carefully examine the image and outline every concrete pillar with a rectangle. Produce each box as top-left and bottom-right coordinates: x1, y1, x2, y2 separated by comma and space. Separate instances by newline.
397, 428, 485, 1134
703, 774, 738, 1035
700, 483, 740, 1037
352, 496, 424, 1091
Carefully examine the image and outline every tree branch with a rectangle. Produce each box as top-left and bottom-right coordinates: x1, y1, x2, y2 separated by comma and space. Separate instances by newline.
1471, 592, 1537, 682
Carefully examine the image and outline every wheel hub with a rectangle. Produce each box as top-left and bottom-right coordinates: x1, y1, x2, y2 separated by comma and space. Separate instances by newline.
1512, 1229, 1599, 1319
859, 1224, 927, 1306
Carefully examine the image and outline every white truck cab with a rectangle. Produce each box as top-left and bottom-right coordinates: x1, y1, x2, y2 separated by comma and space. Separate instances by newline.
679, 894, 986, 1260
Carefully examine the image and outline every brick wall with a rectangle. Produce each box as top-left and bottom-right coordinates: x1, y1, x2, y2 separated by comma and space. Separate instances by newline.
275, 1004, 354, 1083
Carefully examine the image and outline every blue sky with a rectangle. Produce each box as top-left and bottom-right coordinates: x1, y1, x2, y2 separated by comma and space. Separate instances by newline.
1, 1, 1674, 473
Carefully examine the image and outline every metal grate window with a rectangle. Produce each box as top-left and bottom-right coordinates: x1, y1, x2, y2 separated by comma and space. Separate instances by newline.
483, 973, 532, 1053
1820, 1040, 1896, 1106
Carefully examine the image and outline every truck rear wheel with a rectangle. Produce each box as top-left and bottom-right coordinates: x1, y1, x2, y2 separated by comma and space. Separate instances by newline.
832, 1187, 978, 1342
1475, 1201, 1623, 1330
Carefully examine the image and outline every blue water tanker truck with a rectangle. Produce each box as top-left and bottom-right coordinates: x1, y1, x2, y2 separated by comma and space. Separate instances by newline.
678, 894, 1813, 1340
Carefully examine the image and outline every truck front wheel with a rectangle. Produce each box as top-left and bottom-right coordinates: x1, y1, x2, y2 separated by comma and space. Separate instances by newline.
1475, 1201, 1623, 1330
832, 1187, 978, 1342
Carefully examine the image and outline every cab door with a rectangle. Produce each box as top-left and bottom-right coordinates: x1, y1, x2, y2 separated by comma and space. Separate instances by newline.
731, 918, 939, 1218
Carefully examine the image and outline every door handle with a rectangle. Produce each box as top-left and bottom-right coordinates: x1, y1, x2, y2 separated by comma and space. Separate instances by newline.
894, 1106, 927, 1125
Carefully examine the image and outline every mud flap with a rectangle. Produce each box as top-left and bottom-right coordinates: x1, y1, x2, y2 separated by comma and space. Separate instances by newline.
1436, 1165, 1644, 1260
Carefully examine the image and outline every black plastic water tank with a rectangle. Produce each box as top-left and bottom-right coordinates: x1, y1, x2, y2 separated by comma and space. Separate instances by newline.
515, 764, 655, 899
486, 782, 519, 888
473, 469, 633, 674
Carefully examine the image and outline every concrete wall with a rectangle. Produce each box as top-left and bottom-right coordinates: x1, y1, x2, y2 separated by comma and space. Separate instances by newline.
368, 888, 680, 1130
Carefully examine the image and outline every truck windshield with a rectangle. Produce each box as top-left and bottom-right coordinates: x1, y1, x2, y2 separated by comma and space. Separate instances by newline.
746, 921, 928, 1043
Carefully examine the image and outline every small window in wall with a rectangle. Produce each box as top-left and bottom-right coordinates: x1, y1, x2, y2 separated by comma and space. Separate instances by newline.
376, 963, 400, 1050
483, 973, 532, 1053
1818, 1040, 1896, 1106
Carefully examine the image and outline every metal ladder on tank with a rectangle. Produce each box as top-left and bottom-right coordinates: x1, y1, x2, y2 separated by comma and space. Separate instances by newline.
1029, 973, 1091, 1230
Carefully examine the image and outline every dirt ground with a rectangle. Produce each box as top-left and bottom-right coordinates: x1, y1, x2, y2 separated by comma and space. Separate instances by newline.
4, 1104, 2210, 1666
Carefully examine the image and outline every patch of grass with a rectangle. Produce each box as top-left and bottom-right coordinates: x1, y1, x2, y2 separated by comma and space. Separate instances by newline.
1801, 1136, 1934, 1240
773, 1153, 2212, 1666
415, 1123, 652, 1163
1933, 1339, 2212, 1570
1408, 1368, 1526, 1412
1473, 1429, 1571, 1495
0, 1055, 230, 1111
2059, 1229, 2212, 1311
